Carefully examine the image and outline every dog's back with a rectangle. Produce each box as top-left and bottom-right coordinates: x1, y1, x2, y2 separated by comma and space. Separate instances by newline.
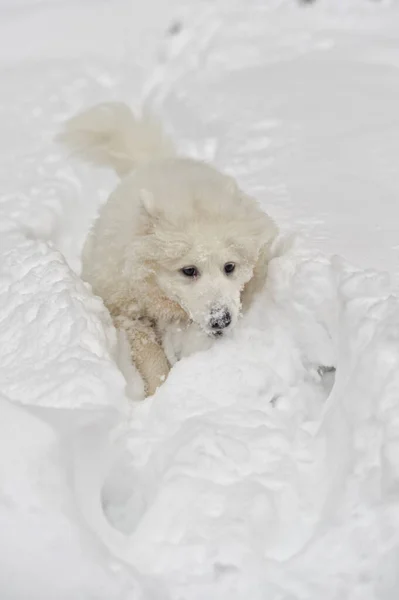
57, 102, 175, 177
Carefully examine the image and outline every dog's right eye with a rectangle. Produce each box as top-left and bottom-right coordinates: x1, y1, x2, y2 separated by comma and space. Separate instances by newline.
181, 266, 199, 278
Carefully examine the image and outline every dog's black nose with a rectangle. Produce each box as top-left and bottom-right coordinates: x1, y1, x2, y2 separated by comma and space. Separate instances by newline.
210, 309, 232, 330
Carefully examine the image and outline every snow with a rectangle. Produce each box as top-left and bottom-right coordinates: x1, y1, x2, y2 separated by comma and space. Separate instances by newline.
1, 0, 399, 598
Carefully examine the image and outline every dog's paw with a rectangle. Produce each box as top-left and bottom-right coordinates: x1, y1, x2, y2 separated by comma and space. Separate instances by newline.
145, 372, 168, 397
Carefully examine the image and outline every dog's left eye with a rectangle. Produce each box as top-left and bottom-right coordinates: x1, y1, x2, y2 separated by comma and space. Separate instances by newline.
224, 262, 235, 275
181, 266, 199, 278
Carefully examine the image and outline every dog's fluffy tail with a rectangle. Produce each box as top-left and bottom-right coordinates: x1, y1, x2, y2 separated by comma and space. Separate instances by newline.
56, 102, 176, 177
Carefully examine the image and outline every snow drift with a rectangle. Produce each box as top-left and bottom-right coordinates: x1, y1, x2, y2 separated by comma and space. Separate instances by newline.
1, 0, 399, 599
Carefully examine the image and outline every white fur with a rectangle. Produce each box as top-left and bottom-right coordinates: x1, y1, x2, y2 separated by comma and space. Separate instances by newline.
58, 102, 278, 396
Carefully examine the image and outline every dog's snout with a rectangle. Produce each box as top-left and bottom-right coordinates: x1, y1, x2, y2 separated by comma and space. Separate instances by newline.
209, 308, 232, 331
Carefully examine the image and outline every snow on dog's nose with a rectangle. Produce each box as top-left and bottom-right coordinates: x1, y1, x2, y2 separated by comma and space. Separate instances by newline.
209, 306, 232, 334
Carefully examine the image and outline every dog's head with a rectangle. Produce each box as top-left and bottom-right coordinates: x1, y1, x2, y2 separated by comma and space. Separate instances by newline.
131, 159, 277, 336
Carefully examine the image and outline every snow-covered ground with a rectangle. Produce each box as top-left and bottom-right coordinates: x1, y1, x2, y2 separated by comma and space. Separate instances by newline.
1, 0, 399, 598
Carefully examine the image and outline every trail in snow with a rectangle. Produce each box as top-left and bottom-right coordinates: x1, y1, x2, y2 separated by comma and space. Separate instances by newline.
1, 1, 399, 599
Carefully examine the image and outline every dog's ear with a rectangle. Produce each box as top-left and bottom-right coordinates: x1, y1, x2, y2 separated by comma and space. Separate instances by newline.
240, 215, 278, 312
224, 175, 238, 195
139, 188, 157, 220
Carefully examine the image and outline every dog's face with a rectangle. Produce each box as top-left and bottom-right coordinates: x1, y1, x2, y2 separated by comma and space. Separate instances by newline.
131, 159, 277, 335
154, 235, 258, 336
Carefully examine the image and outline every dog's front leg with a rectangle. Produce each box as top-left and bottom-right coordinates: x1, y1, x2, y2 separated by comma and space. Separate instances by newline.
114, 315, 170, 397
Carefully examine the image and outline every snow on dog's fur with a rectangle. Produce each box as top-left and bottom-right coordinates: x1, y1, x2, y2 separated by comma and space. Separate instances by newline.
58, 103, 278, 396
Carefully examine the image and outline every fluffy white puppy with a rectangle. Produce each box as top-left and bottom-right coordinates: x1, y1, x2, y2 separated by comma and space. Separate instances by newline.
59, 103, 277, 396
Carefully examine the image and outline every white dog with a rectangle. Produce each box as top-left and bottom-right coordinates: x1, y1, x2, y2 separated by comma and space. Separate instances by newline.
59, 103, 277, 396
